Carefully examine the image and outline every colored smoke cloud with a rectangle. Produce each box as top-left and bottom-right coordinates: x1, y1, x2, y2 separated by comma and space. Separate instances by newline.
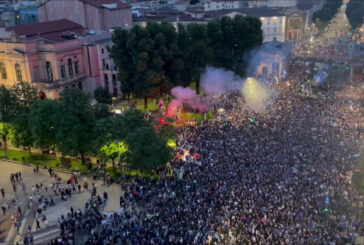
167, 86, 208, 117
200, 67, 274, 112
201, 67, 242, 96
241, 77, 273, 112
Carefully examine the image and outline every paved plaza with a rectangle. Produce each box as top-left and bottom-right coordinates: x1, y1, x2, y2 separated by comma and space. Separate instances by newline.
0, 160, 123, 244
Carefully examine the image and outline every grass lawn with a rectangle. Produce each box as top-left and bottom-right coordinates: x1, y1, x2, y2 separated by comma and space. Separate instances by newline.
105, 166, 159, 181
114, 98, 160, 113
0, 149, 89, 174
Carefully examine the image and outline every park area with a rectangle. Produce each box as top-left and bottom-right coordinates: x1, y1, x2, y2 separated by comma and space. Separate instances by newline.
0, 148, 89, 174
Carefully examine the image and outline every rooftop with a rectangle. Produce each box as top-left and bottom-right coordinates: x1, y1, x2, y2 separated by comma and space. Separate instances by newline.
6, 19, 85, 42
261, 38, 292, 57
82, 0, 129, 9
38, 0, 130, 9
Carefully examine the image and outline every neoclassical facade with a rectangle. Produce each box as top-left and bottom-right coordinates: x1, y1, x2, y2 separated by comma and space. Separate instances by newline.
0, 19, 120, 98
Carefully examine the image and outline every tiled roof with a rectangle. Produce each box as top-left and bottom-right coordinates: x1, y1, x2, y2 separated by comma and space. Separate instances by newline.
82, 0, 129, 9
6, 19, 84, 42
38, 0, 130, 9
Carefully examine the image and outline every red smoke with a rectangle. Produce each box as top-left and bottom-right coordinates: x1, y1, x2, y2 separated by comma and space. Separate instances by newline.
167, 86, 208, 118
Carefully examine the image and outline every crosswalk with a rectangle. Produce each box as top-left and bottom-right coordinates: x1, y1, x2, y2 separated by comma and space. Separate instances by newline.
31, 225, 60, 245
15, 225, 61, 245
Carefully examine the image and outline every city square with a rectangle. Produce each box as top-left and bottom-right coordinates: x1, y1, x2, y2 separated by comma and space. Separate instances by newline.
0, 0, 364, 244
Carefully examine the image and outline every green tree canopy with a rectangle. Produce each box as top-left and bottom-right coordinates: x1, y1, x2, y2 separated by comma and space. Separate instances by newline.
346, 0, 364, 30
109, 17, 262, 102
94, 103, 111, 119
125, 126, 171, 171
55, 88, 96, 164
0, 85, 16, 123
11, 81, 39, 114
313, 0, 341, 23
28, 99, 58, 151
0, 85, 17, 157
11, 113, 33, 154
93, 87, 112, 104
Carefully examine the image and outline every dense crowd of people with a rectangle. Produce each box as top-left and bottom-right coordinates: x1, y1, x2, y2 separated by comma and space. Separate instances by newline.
293, 37, 354, 63
64, 76, 363, 244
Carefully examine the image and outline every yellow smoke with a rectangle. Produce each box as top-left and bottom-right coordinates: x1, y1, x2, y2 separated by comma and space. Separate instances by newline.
241, 77, 272, 111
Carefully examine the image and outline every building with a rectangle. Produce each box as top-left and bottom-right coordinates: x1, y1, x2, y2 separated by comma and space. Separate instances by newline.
134, 8, 286, 42
254, 38, 292, 79
80, 31, 121, 97
214, 9, 286, 42
203, 0, 241, 12
202, 0, 298, 11
0, 19, 121, 98
0, 1, 39, 27
37, 0, 132, 30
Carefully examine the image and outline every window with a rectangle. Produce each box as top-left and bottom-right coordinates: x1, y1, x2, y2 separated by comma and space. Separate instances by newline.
15, 63, 22, 82
102, 59, 106, 68
46, 61, 53, 82
112, 74, 117, 86
104, 74, 109, 91
68, 58, 73, 76
74, 61, 79, 74
101, 48, 104, 54
0, 62, 7, 79
61, 65, 66, 79
273, 27, 277, 33
77, 82, 83, 90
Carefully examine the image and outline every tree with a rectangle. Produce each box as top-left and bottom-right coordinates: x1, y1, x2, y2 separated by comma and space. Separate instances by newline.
0, 85, 17, 157
11, 81, 38, 114
110, 18, 263, 99
28, 99, 58, 152
313, 0, 341, 24
55, 88, 96, 165
100, 141, 127, 170
125, 126, 171, 171
186, 23, 213, 94
109, 29, 135, 100
0, 123, 12, 158
94, 103, 111, 119
346, 0, 364, 30
12, 113, 34, 154
93, 87, 112, 104
120, 109, 150, 136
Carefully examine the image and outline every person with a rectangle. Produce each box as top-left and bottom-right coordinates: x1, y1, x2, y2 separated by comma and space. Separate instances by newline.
0, 188, 4, 198
103, 191, 108, 201
36, 219, 41, 230
29, 234, 34, 245
1, 204, 6, 215
23, 235, 29, 245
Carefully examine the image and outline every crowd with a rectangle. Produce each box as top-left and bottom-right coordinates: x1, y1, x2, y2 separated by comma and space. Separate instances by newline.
293, 37, 354, 63
0, 164, 96, 245
63, 76, 363, 245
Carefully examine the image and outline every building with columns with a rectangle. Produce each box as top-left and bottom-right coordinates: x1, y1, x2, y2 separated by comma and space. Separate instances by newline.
0, 19, 120, 98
